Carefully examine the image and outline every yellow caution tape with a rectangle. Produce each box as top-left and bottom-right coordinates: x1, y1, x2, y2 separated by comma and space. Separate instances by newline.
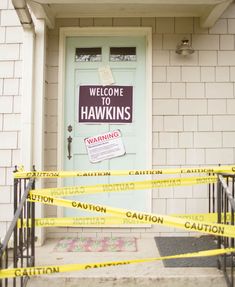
18, 212, 233, 228
18, 216, 151, 228
30, 176, 217, 197
0, 248, 234, 279
173, 213, 233, 223
14, 164, 235, 178
27, 192, 235, 238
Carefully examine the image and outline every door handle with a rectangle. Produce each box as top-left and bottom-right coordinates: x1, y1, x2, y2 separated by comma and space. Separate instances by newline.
67, 136, 72, 160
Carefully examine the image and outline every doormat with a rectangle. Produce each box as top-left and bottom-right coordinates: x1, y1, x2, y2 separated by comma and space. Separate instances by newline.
154, 236, 218, 267
54, 237, 137, 252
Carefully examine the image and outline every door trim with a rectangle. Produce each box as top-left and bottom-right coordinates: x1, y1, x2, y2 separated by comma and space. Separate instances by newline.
57, 27, 152, 218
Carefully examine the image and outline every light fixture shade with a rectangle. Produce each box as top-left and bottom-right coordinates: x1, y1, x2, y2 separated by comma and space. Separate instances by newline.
176, 38, 194, 56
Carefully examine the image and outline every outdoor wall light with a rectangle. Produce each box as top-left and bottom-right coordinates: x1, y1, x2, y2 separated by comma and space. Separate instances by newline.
175, 38, 194, 56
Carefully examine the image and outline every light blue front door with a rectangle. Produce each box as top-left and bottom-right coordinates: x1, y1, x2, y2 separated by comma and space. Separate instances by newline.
64, 35, 150, 218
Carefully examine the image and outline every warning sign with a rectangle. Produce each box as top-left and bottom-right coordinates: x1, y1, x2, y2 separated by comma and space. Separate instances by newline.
84, 130, 126, 163
78, 85, 133, 123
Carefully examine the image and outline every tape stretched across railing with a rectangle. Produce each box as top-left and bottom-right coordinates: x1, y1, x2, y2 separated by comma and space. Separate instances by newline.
30, 176, 217, 197
0, 248, 234, 279
14, 165, 235, 178
27, 192, 235, 238
18, 213, 228, 228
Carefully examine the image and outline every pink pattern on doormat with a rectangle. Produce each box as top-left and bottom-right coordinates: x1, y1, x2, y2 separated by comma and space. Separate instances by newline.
53, 237, 137, 252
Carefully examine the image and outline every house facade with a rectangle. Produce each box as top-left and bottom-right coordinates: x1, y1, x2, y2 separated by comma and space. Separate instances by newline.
0, 0, 235, 244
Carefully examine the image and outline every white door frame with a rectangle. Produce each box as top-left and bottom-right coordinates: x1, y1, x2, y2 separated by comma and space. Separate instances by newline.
57, 27, 152, 217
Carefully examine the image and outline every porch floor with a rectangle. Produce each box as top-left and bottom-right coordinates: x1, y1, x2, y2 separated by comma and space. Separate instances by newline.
28, 237, 226, 287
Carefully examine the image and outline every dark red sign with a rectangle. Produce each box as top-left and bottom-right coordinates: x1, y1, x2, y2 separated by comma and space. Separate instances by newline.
78, 85, 133, 123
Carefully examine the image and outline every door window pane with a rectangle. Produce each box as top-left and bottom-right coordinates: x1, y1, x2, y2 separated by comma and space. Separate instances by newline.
75, 48, 102, 62
110, 47, 136, 62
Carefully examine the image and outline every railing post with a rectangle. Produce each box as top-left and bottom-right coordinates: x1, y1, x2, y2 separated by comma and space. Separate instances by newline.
31, 178, 35, 266
217, 174, 222, 270
13, 167, 19, 287
209, 173, 211, 213
231, 176, 235, 287
0, 243, 2, 287
13, 167, 18, 268
31, 166, 36, 266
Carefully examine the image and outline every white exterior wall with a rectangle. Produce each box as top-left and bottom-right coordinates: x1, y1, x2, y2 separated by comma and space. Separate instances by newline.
1, 0, 235, 240
0, 0, 23, 241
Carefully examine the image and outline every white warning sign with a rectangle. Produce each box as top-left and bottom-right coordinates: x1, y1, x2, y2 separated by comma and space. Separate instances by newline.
84, 130, 125, 163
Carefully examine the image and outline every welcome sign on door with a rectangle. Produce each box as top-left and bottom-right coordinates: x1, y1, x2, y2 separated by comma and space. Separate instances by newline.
78, 85, 133, 123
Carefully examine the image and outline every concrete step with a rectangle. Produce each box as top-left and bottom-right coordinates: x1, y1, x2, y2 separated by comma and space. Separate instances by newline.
27, 238, 227, 287
27, 269, 226, 287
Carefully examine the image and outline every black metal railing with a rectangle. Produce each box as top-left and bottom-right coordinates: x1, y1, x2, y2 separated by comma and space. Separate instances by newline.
0, 174, 36, 287
216, 173, 235, 287
208, 172, 216, 214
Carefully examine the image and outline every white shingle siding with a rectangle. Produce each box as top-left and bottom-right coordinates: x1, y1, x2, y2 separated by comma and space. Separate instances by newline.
1, 1, 235, 239
1, 9, 20, 26
0, 96, 13, 113
6, 26, 23, 43
0, 44, 20, 60
0, 168, 6, 185
0, 0, 22, 240
0, 61, 14, 77
150, 11, 235, 236
219, 51, 235, 65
